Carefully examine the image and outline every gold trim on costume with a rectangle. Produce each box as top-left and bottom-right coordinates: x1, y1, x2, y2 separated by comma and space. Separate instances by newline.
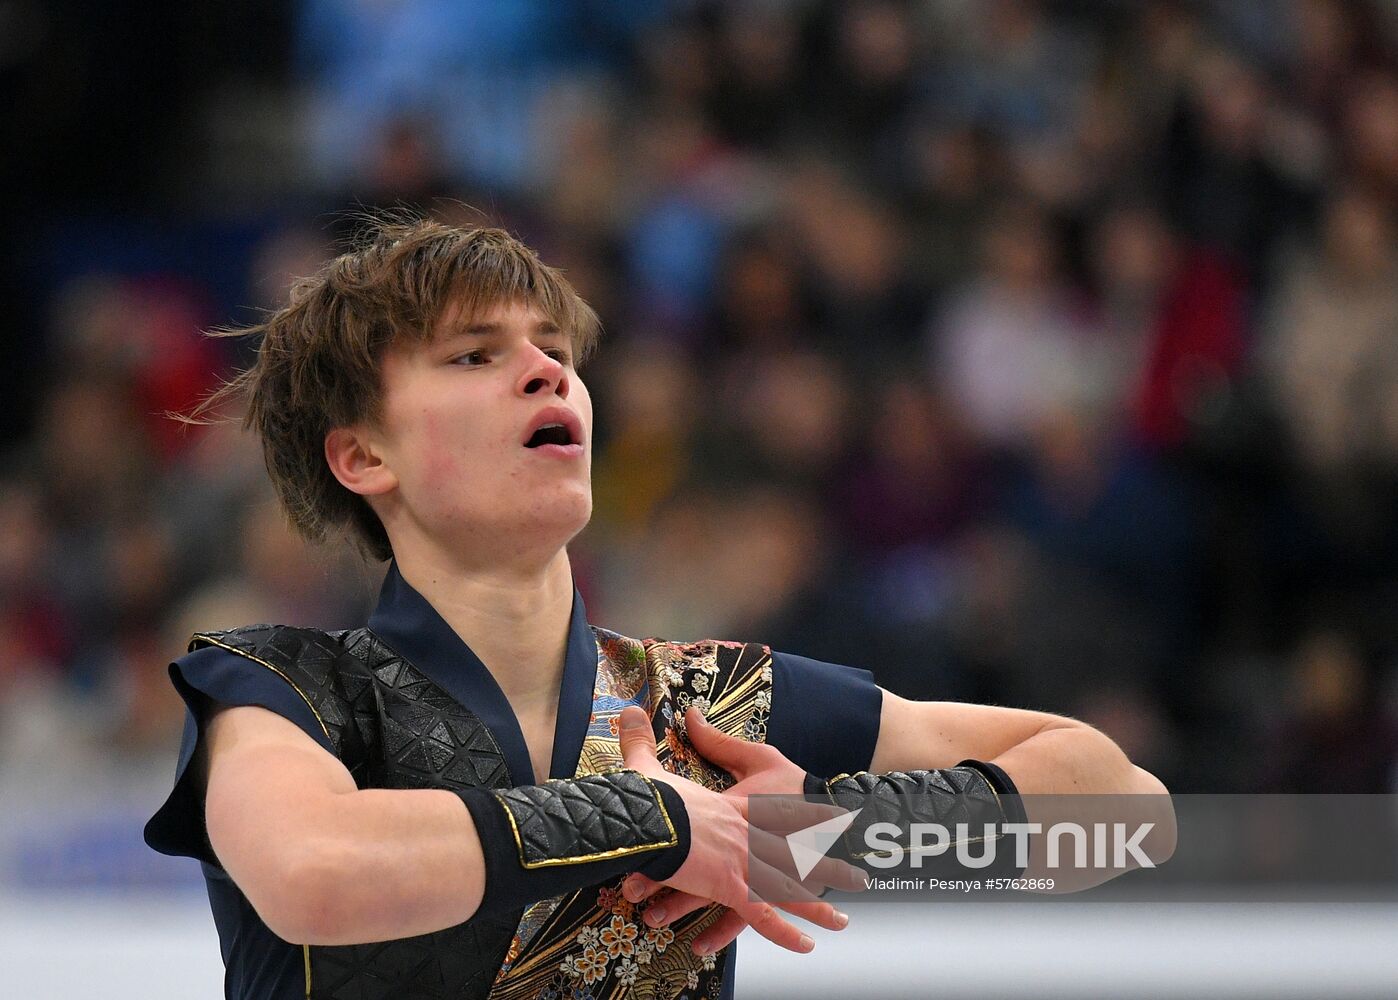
187, 634, 329, 999
188, 634, 333, 743
819, 773, 851, 807
494, 770, 680, 869
959, 763, 1008, 819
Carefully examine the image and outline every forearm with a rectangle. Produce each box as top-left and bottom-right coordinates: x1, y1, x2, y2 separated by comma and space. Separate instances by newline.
988, 725, 1175, 888
989, 723, 1165, 797
268, 773, 688, 945
206, 706, 690, 946
838, 710, 1174, 891
271, 786, 486, 945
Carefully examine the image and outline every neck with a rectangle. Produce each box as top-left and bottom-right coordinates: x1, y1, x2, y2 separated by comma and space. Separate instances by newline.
392, 546, 576, 715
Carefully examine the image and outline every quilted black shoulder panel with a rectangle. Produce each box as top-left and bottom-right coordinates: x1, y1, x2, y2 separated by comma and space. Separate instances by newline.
188, 624, 535, 999
304, 627, 520, 1000
338, 627, 513, 792
189, 624, 375, 779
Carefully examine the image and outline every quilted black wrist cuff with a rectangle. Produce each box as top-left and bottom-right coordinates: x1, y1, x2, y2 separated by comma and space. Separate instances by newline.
818, 766, 1008, 862
954, 758, 1027, 828
806, 763, 1028, 876
458, 768, 690, 917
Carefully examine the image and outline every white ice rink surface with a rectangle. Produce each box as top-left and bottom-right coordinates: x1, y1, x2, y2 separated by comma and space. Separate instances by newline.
2, 894, 1395, 1000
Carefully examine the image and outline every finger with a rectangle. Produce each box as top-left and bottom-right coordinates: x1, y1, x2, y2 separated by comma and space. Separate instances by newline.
623, 873, 662, 904
731, 897, 815, 954
683, 706, 769, 779
689, 900, 852, 958
618, 707, 661, 774
773, 898, 851, 932
747, 827, 866, 896
813, 856, 870, 894
748, 826, 799, 872
745, 793, 851, 836
690, 908, 748, 957
747, 854, 825, 908
639, 888, 712, 927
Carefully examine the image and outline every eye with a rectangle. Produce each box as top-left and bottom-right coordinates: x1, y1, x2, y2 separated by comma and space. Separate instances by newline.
450, 349, 488, 366
546, 348, 574, 365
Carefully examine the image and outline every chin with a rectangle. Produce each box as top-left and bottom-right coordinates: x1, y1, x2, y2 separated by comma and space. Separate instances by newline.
519, 489, 593, 542
558, 491, 594, 536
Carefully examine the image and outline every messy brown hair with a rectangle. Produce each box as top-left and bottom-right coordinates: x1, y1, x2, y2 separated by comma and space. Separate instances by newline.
189, 216, 602, 562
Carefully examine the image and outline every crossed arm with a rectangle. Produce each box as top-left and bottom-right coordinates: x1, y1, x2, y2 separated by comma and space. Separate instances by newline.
622, 686, 1176, 936
868, 688, 1170, 799
200, 703, 492, 944
198, 701, 840, 952
863, 689, 1177, 885
200, 685, 1171, 951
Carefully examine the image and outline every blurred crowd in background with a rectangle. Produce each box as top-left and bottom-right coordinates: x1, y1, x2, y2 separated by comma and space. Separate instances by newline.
4, 0, 1398, 803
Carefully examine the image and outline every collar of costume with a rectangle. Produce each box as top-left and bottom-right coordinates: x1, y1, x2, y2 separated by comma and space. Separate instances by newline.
367, 559, 600, 786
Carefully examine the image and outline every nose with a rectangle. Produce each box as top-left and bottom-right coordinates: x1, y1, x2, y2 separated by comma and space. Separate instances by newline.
516, 343, 570, 399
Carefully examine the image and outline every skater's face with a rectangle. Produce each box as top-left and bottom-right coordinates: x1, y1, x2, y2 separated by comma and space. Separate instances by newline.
332, 299, 594, 566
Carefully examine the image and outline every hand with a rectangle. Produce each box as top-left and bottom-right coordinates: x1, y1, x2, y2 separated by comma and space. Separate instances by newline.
618, 705, 865, 956
616, 705, 822, 954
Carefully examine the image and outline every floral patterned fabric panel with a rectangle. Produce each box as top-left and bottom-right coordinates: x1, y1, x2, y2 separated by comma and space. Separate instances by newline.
489, 631, 775, 1000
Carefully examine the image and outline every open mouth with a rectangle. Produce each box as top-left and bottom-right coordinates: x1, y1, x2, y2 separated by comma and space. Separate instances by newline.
525, 423, 576, 448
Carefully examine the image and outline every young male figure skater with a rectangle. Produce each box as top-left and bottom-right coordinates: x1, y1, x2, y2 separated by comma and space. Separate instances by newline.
145, 220, 1171, 1000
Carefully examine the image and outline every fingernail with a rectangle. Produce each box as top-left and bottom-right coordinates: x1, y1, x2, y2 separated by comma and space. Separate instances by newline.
695, 941, 711, 955
799, 934, 814, 952
648, 907, 666, 923
620, 710, 647, 732
834, 911, 849, 928
624, 881, 641, 901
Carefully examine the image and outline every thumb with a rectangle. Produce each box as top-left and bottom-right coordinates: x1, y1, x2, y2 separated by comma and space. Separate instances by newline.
617, 706, 661, 774
684, 706, 764, 777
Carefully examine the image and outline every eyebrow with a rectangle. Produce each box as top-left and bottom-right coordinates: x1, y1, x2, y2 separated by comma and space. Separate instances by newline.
452, 319, 564, 337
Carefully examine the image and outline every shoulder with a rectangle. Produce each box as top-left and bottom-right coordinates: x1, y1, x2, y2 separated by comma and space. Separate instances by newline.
173, 624, 364, 757
145, 625, 354, 866
189, 623, 351, 678
763, 648, 885, 777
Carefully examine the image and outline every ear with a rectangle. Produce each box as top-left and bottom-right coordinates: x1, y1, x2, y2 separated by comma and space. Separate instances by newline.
325, 425, 398, 497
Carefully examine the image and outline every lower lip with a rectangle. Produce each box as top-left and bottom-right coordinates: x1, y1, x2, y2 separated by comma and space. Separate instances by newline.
527, 443, 585, 459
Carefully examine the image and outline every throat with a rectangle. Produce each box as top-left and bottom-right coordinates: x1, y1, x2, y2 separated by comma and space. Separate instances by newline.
518, 707, 560, 783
